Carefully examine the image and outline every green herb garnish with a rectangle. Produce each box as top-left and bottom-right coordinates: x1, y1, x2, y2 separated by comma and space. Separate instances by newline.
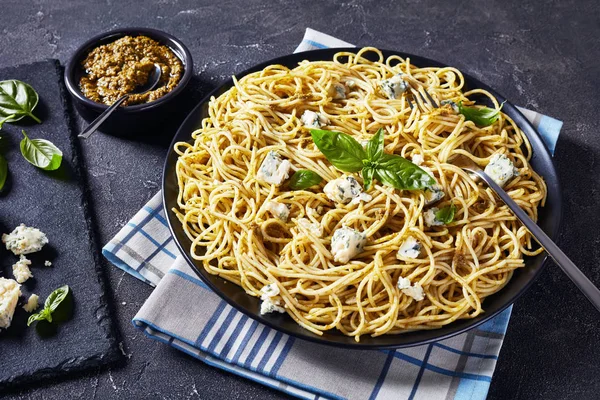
20, 130, 63, 171
311, 128, 434, 191
288, 169, 323, 190
27, 285, 71, 326
0, 154, 7, 191
0, 80, 41, 129
435, 204, 456, 224
457, 101, 505, 127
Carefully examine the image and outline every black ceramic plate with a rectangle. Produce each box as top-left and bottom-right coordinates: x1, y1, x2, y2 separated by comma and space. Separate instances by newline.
163, 48, 562, 349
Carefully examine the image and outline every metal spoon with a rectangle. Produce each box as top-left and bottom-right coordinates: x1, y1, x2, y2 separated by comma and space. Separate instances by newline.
79, 64, 162, 138
452, 154, 600, 312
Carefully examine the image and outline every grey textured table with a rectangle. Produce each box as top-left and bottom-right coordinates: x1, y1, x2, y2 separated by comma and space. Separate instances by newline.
2, 1, 600, 399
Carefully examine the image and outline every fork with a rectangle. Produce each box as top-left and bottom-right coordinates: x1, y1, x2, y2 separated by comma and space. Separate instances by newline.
402, 75, 439, 112
452, 154, 600, 313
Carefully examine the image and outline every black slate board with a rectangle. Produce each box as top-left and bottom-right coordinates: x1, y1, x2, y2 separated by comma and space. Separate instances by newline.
0, 60, 120, 390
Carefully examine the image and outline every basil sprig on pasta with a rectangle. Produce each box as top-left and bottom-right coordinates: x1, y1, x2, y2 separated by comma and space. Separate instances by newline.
288, 169, 323, 190
311, 128, 434, 190
458, 101, 505, 127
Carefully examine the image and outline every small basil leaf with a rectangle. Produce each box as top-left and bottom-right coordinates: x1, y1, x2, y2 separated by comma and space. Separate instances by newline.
27, 308, 52, 326
362, 167, 374, 190
0, 80, 41, 128
366, 128, 384, 161
310, 129, 366, 173
44, 285, 70, 313
457, 101, 504, 127
20, 130, 63, 171
0, 154, 7, 191
435, 204, 456, 224
372, 154, 435, 190
288, 169, 323, 190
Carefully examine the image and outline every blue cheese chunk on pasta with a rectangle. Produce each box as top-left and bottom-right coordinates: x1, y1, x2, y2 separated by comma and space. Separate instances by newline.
484, 154, 518, 187
0, 278, 21, 330
257, 151, 292, 186
260, 283, 285, 315
397, 236, 421, 259
2, 224, 48, 256
379, 74, 409, 99
397, 277, 425, 301
12, 255, 33, 284
424, 207, 445, 227
331, 226, 367, 264
324, 175, 371, 204
412, 156, 445, 205
266, 201, 290, 222
300, 110, 329, 128
328, 83, 346, 100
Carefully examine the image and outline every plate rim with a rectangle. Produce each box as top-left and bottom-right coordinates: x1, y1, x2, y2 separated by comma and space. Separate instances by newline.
162, 47, 563, 349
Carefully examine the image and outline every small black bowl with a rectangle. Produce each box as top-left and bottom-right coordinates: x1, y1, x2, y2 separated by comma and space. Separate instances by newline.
64, 27, 193, 136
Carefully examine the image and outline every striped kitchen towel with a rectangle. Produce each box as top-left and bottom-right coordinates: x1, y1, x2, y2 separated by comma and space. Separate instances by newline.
102, 28, 563, 400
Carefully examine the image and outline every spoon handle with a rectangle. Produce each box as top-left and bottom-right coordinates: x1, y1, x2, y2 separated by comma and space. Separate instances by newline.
476, 171, 600, 312
79, 95, 128, 138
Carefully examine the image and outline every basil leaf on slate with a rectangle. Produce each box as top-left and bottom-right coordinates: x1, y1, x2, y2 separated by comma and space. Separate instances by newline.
44, 285, 70, 313
310, 129, 366, 173
0, 80, 41, 129
372, 153, 435, 190
20, 130, 63, 171
365, 128, 385, 161
288, 169, 323, 190
27, 308, 52, 326
435, 204, 456, 224
0, 154, 7, 191
457, 101, 504, 127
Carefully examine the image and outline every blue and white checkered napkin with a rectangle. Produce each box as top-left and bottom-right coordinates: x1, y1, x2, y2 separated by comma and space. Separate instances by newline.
103, 28, 563, 400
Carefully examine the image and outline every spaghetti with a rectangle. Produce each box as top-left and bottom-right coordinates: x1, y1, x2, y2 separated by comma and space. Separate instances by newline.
173, 47, 546, 341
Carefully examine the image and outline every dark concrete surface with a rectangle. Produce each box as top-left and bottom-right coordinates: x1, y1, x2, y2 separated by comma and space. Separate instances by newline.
2, 0, 600, 399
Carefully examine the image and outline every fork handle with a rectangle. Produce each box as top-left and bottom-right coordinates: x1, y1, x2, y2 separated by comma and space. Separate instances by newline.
477, 171, 600, 312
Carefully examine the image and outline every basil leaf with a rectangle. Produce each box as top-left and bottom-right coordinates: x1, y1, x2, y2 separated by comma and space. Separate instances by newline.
458, 102, 504, 127
362, 167, 375, 190
20, 130, 63, 171
310, 129, 366, 173
288, 169, 323, 190
0, 154, 7, 191
44, 285, 70, 313
435, 204, 456, 224
365, 128, 384, 161
372, 153, 435, 190
0, 80, 41, 129
27, 308, 52, 326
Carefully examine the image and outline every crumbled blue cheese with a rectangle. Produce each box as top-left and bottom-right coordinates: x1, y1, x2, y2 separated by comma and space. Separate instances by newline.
0, 278, 21, 330
297, 218, 323, 237
23, 294, 39, 313
300, 110, 329, 128
424, 207, 445, 227
414, 157, 445, 206
266, 201, 290, 222
12, 255, 33, 284
260, 283, 280, 300
331, 226, 367, 263
379, 74, 409, 99
2, 224, 48, 255
440, 99, 459, 113
324, 175, 369, 204
257, 151, 292, 186
260, 297, 285, 315
328, 83, 346, 100
484, 154, 518, 187
397, 236, 421, 259
350, 192, 373, 205
44, 260, 52, 267
397, 277, 425, 301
